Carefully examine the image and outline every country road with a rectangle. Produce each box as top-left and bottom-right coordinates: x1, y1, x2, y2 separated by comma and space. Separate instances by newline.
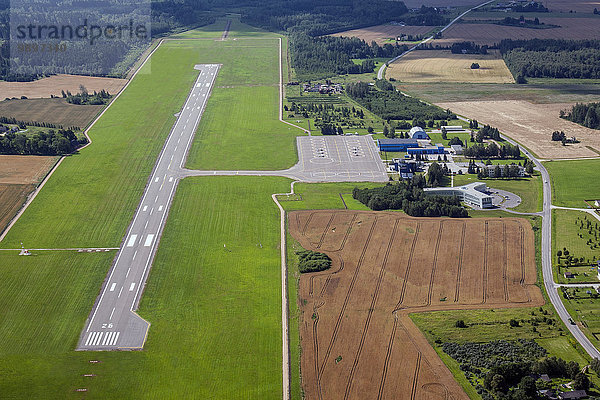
377, 0, 495, 80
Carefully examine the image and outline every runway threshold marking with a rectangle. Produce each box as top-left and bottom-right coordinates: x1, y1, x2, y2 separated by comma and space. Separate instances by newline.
129, 283, 136, 291
158, 205, 163, 212
144, 234, 154, 247
110, 283, 116, 291
126, 235, 137, 247
143, 206, 148, 212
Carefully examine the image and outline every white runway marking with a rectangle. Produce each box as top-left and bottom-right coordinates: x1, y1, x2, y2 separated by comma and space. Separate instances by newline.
144, 220, 149, 229
118, 286, 123, 298
129, 282, 136, 291
110, 283, 116, 292
155, 195, 159, 202
133, 250, 137, 260
93, 332, 103, 346
109, 307, 115, 320
169, 177, 173, 182
154, 177, 159, 182
85, 331, 120, 347
150, 208, 154, 215
144, 234, 154, 247
126, 267, 131, 278
205, 83, 210, 87
158, 205, 163, 212
126, 235, 137, 247
143, 206, 148, 212
196, 83, 201, 87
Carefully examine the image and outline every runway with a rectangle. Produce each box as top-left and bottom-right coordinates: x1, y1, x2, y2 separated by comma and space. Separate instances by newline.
77, 64, 220, 350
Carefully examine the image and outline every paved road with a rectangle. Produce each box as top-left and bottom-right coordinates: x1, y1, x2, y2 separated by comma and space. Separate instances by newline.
78, 64, 220, 350
377, 0, 494, 80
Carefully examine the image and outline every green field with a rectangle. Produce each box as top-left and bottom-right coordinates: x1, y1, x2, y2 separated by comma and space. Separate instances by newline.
172, 15, 277, 39
560, 287, 600, 351
545, 159, 600, 207
279, 182, 381, 211
552, 209, 600, 283
454, 172, 542, 213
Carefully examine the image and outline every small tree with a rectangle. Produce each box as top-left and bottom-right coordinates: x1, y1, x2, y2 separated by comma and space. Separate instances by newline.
470, 62, 480, 69
455, 320, 467, 328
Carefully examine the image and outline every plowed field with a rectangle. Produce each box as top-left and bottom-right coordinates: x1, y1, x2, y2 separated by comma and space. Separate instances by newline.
289, 210, 543, 400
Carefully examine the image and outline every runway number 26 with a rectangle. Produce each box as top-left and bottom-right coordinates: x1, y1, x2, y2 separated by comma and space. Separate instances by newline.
102, 323, 114, 329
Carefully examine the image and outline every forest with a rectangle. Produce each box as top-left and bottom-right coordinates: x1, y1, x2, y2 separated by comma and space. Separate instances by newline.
346, 81, 454, 121
500, 39, 600, 79
0, 129, 87, 155
561, 102, 600, 130
352, 175, 469, 218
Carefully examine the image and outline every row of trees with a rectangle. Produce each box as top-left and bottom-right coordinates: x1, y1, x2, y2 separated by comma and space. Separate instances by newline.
464, 142, 521, 159
0, 116, 71, 130
346, 81, 455, 121
450, 42, 488, 55
561, 102, 600, 130
63, 87, 111, 106
352, 175, 469, 218
0, 129, 87, 155
500, 39, 600, 79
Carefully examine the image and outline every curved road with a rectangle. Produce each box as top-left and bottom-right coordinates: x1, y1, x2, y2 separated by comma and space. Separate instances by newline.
377, 0, 495, 80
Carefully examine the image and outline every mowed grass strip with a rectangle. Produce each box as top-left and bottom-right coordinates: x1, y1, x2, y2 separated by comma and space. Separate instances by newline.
545, 159, 600, 207
0, 42, 204, 249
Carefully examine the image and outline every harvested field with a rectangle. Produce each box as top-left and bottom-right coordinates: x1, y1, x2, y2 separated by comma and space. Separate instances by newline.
546, 0, 600, 12
330, 24, 433, 45
432, 17, 600, 46
0, 98, 103, 129
437, 100, 600, 159
387, 50, 514, 83
290, 210, 543, 400
0, 155, 57, 234
0, 74, 126, 99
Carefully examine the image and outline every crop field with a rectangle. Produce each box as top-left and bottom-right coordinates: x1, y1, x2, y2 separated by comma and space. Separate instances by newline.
387, 50, 515, 83
329, 24, 433, 45
0, 74, 126, 99
437, 100, 600, 159
289, 210, 543, 399
545, 159, 600, 207
0, 155, 58, 234
0, 98, 103, 129
431, 17, 600, 46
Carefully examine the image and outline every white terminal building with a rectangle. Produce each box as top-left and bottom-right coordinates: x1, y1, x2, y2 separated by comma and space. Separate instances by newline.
424, 182, 494, 209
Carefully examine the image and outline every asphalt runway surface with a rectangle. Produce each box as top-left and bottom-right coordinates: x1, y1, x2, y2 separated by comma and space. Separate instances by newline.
77, 64, 220, 350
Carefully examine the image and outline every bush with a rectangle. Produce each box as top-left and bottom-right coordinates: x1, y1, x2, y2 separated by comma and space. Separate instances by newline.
455, 320, 467, 328
471, 63, 480, 69
296, 250, 332, 273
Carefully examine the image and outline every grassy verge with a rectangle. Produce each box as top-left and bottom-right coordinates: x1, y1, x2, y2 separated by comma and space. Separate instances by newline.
287, 230, 304, 400
545, 159, 600, 208
279, 182, 382, 211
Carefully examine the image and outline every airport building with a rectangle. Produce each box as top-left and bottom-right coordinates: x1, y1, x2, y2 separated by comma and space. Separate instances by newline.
409, 126, 430, 139
377, 138, 419, 152
424, 182, 494, 208
407, 144, 445, 155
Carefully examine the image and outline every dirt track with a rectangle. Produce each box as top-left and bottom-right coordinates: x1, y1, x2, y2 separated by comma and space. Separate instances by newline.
289, 210, 543, 400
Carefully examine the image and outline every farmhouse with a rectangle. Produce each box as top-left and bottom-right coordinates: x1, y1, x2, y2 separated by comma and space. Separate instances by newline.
377, 138, 419, 152
407, 143, 445, 155
409, 126, 430, 139
424, 181, 494, 208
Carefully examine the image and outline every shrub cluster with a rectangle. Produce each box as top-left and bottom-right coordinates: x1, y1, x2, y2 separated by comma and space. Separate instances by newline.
296, 250, 332, 273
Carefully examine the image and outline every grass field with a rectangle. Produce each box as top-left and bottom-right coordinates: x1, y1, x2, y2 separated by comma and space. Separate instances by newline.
560, 287, 600, 350
0, 98, 104, 129
387, 50, 515, 83
0, 74, 126, 99
552, 209, 600, 283
329, 24, 433, 45
172, 15, 277, 39
279, 182, 380, 211
453, 173, 542, 213
183, 37, 304, 170
545, 159, 600, 207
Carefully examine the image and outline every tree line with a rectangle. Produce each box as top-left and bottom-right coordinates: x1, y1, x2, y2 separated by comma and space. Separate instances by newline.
352, 175, 469, 218
561, 102, 600, 130
346, 81, 455, 121
464, 142, 521, 159
500, 39, 600, 79
0, 129, 87, 155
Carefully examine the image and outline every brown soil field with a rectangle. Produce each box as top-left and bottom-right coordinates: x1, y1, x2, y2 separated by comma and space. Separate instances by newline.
387, 50, 514, 83
437, 100, 600, 159
330, 25, 433, 45
290, 210, 543, 400
432, 17, 600, 46
546, 0, 600, 12
0, 155, 58, 234
0, 74, 126, 99
0, 98, 103, 129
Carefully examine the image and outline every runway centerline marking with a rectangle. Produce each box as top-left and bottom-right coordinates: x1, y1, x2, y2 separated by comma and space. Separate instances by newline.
133, 250, 137, 260
118, 286, 123, 298
126, 267, 131, 278
109, 307, 115, 320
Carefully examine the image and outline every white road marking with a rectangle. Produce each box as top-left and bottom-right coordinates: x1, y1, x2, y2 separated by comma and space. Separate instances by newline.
143, 206, 148, 212
118, 286, 123, 298
102, 332, 110, 345
126, 235, 137, 247
144, 234, 154, 247
144, 220, 149, 229
150, 208, 154, 215
158, 205, 163, 212
169, 177, 173, 182
170, 155, 174, 161
94, 332, 103, 346
109, 307, 115, 320
126, 267, 131, 278
111, 332, 120, 346
85, 332, 94, 346
205, 83, 210, 87
154, 177, 159, 182
129, 282, 136, 291
155, 195, 159, 202
178, 137, 181, 143
110, 283, 116, 292
133, 250, 137, 260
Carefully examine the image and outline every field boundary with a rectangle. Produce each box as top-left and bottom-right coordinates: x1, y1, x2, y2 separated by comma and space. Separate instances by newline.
0, 38, 166, 244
